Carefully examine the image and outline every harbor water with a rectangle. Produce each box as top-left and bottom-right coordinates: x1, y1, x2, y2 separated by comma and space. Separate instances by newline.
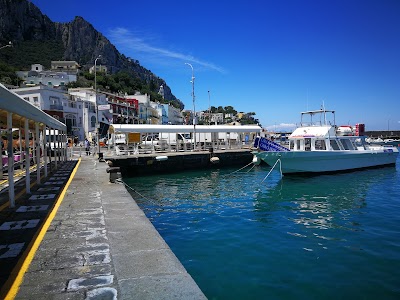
124, 157, 400, 300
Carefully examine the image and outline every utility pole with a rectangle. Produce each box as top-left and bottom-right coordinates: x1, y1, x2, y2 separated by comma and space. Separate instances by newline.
185, 63, 196, 150
94, 55, 101, 158
208, 90, 211, 125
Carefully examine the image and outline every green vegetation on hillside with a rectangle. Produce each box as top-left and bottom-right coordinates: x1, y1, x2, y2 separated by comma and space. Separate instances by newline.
0, 40, 65, 86
0, 40, 65, 69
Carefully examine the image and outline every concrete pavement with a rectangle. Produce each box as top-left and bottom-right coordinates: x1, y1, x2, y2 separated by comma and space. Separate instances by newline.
2, 154, 205, 299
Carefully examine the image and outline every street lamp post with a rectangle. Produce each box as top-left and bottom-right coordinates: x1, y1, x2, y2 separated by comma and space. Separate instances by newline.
0, 41, 12, 50
94, 55, 101, 158
208, 90, 211, 125
185, 63, 196, 150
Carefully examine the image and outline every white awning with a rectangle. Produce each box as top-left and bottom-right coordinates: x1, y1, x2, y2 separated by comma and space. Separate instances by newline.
0, 83, 66, 131
109, 124, 262, 134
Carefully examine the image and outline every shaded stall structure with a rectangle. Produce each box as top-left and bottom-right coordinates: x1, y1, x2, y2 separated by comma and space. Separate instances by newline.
0, 83, 67, 208
108, 124, 262, 155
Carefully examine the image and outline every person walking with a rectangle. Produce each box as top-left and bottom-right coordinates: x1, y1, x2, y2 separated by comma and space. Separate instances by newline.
84, 138, 91, 155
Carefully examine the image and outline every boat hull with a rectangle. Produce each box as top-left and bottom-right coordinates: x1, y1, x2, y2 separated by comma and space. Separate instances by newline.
253, 149, 399, 174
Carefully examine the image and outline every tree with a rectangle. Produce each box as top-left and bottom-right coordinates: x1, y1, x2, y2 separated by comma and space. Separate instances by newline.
224, 106, 237, 114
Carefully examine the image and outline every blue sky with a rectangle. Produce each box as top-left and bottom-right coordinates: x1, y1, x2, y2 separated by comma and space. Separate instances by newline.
31, 0, 400, 131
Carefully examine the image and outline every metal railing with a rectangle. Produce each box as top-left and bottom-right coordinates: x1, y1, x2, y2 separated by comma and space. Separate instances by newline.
49, 104, 63, 111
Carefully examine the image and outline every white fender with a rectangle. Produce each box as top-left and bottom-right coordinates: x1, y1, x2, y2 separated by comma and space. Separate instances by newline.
210, 156, 220, 164
252, 155, 261, 165
155, 155, 168, 161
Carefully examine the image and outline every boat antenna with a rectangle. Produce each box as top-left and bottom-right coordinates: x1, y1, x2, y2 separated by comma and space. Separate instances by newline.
306, 88, 309, 111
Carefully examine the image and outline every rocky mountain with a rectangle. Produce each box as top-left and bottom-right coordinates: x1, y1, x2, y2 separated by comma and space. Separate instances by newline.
0, 0, 181, 106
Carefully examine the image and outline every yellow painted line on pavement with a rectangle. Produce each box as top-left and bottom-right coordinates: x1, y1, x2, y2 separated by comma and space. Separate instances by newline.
1, 158, 81, 300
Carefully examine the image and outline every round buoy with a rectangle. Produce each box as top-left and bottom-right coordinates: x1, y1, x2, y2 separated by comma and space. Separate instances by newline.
252, 155, 261, 165
210, 156, 220, 164
155, 155, 168, 161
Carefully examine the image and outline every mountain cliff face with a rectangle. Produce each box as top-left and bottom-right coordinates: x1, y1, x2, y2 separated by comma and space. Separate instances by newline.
0, 0, 179, 104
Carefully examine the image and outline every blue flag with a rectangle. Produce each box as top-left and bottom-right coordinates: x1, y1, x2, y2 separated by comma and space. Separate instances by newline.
254, 137, 290, 152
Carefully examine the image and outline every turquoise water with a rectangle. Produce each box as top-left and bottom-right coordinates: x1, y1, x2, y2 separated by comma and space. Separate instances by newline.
124, 158, 400, 300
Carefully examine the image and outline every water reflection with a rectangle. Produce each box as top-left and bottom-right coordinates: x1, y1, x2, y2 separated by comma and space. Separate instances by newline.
127, 165, 396, 226
253, 167, 397, 249
125, 164, 397, 237
123, 164, 400, 298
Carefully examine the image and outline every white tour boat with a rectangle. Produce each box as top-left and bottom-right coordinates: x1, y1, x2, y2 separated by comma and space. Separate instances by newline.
253, 109, 399, 174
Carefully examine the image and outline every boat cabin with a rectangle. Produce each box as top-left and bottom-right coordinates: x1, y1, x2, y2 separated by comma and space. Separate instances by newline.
288, 125, 366, 151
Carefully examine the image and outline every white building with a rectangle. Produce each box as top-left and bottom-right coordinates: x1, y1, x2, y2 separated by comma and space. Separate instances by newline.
160, 104, 183, 124
149, 102, 166, 125
16, 64, 77, 88
211, 113, 224, 124
68, 88, 111, 141
12, 85, 111, 142
89, 64, 108, 74
51, 61, 81, 75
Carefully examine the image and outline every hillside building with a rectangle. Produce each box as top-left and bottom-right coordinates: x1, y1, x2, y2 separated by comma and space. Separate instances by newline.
16, 64, 77, 88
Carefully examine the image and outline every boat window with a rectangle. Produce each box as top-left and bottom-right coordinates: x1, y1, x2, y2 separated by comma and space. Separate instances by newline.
296, 140, 301, 150
354, 138, 365, 150
330, 139, 340, 150
305, 138, 311, 151
315, 139, 326, 150
289, 140, 294, 150
340, 139, 354, 150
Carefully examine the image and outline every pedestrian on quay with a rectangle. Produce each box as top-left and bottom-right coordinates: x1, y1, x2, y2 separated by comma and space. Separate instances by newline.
84, 138, 91, 155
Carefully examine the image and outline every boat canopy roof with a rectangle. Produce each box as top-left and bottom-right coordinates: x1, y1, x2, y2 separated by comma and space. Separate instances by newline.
300, 109, 336, 127
300, 109, 335, 116
109, 124, 262, 134
290, 125, 334, 138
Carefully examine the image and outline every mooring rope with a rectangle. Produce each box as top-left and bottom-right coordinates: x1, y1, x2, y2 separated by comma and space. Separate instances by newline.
115, 178, 158, 204
227, 161, 254, 175
246, 163, 256, 173
261, 158, 282, 183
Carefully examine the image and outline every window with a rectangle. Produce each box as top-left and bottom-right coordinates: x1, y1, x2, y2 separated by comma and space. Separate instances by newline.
340, 139, 354, 150
49, 96, 60, 105
91, 116, 96, 128
354, 138, 365, 150
33, 96, 38, 103
24, 97, 29, 101
66, 114, 77, 126
315, 139, 326, 150
330, 139, 340, 150
305, 138, 311, 151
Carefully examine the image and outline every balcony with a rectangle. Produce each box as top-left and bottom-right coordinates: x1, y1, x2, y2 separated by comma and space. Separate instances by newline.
49, 104, 63, 111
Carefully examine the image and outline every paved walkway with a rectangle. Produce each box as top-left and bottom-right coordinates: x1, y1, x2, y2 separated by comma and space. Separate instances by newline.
2, 154, 205, 299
